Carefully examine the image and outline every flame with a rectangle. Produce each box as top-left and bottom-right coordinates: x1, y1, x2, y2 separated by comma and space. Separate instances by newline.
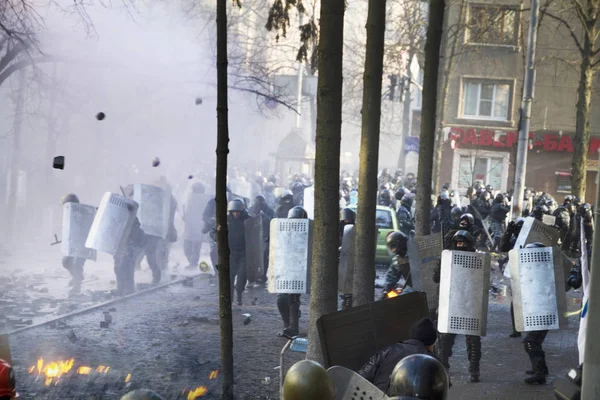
209, 370, 219, 380
29, 358, 75, 386
96, 365, 110, 374
187, 386, 208, 399
125, 373, 132, 383
77, 366, 92, 375
386, 289, 402, 298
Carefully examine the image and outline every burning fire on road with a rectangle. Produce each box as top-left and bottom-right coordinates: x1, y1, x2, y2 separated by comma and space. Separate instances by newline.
27, 358, 123, 386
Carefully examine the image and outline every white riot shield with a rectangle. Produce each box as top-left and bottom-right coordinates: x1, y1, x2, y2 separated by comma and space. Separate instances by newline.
85, 192, 138, 256
133, 184, 171, 239
438, 250, 491, 336
407, 232, 443, 310
61, 203, 97, 261
303, 186, 315, 219
514, 217, 560, 250
338, 225, 355, 293
245, 213, 269, 283
183, 193, 211, 241
268, 218, 312, 294
327, 366, 389, 400
508, 246, 568, 332
542, 214, 556, 226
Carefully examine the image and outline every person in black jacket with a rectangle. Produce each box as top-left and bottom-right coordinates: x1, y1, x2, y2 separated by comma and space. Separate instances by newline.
489, 193, 510, 250
227, 199, 250, 305
357, 318, 439, 393
275, 190, 295, 218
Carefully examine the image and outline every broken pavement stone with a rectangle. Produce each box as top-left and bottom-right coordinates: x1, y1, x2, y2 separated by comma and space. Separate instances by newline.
100, 321, 110, 328
67, 330, 78, 342
182, 278, 193, 287
108, 307, 117, 312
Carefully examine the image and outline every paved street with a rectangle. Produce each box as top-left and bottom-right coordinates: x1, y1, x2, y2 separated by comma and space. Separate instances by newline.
5, 265, 582, 399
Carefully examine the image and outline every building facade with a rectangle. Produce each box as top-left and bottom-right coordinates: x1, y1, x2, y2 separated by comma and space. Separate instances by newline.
437, 0, 600, 202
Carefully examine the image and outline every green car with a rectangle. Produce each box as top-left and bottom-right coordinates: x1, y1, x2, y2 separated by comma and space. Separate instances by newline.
347, 204, 400, 267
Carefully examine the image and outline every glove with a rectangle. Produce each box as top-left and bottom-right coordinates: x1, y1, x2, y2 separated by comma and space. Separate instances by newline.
506, 221, 515, 235
432, 260, 441, 284
568, 268, 582, 290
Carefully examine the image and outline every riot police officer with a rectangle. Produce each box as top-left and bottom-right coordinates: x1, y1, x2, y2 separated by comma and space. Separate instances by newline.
276, 206, 308, 336
489, 193, 509, 250
396, 196, 414, 235
60, 193, 86, 294
437, 231, 482, 383
381, 231, 410, 298
388, 354, 449, 399
182, 182, 206, 269
520, 242, 582, 384
276, 190, 295, 218
201, 197, 218, 271
499, 217, 525, 338
227, 199, 250, 306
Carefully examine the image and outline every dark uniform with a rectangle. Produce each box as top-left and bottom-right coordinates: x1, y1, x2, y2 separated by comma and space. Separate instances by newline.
276, 206, 309, 337
227, 199, 250, 305
499, 218, 525, 338
143, 195, 177, 284
248, 195, 275, 285
396, 196, 414, 236
201, 198, 218, 270
381, 232, 410, 298
275, 190, 295, 218
489, 194, 509, 250
521, 242, 582, 384
436, 231, 482, 383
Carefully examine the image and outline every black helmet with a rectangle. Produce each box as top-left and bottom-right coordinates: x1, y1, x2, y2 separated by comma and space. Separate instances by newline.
532, 205, 549, 220
395, 188, 406, 201
579, 203, 593, 222
281, 190, 294, 203
340, 207, 356, 224
291, 181, 304, 194
514, 217, 526, 236
452, 230, 475, 251
450, 207, 463, 222
459, 213, 474, 230
388, 354, 449, 399
227, 199, 245, 212
288, 206, 308, 219
379, 189, 392, 201
61, 193, 80, 205
525, 242, 546, 248
401, 194, 414, 209
494, 193, 505, 203
386, 231, 408, 257
486, 184, 494, 192
254, 194, 266, 206
481, 191, 491, 201
191, 182, 205, 194
564, 195, 573, 205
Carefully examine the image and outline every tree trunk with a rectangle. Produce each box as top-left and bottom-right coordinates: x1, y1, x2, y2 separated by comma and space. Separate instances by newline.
397, 52, 414, 172
7, 70, 25, 243
571, 24, 595, 200
353, 0, 387, 307
432, 0, 465, 194
216, 0, 234, 398
415, 0, 445, 236
306, 0, 345, 363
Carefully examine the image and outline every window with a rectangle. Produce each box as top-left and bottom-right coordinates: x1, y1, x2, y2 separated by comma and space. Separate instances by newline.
458, 155, 504, 192
462, 80, 511, 121
556, 172, 572, 193
467, 5, 518, 46
375, 210, 394, 229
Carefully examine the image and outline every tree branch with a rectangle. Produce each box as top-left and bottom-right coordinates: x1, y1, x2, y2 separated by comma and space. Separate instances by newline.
0, 55, 60, 87
228, 85, 300, 114
540, 9, 584, 53
0, 41, 28, 75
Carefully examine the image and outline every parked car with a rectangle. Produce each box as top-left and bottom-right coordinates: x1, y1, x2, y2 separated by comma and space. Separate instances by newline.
347, 204, 400, 266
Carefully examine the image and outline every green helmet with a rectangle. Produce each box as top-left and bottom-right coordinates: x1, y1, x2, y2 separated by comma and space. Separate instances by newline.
282, 360, 335, 400
120, 389, 165, 400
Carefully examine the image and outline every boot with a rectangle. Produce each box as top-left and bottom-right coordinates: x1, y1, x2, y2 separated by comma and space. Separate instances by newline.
236, 291, 243, 306
276, 295, 290, 333
283, 295, 300, 337
509, 303, 521, 337
436, 334, 455, 370
466, 336, 481, 383
524, 341, 548, 384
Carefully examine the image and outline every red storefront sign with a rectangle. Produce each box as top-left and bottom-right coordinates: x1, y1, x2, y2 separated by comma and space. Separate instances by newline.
448, 127, 600, 154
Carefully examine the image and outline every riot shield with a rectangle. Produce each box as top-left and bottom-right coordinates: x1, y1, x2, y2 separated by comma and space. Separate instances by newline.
85, 192, 139, 256
407, 231, 443, 310
303, 186, 315, 219
61, 202, 97, 261
542, 214, 556, 226
338, 225, 355, 293
508, 246, 568, 332
133, 184, 171, 239
327, 366, 389, 400
183, 193, 211, 241
317, 291, 429, 370
438, 250, 491, 336
514, 217, 560, 250
268, 218, 312, 294
245, 213, 269, 283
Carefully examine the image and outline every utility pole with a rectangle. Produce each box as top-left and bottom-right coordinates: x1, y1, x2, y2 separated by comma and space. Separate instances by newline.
511, 0, 539, 219
582, 155, 600, 400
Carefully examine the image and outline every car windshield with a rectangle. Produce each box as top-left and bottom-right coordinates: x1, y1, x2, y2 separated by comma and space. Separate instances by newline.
375, 210, 393, 229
